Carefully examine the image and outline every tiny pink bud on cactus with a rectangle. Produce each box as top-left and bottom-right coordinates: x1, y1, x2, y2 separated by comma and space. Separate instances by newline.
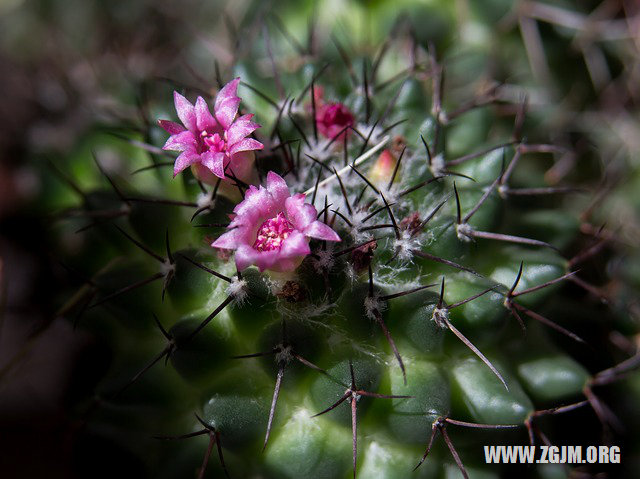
158, 78, 264, 181
370, 137, 406, 187
312, 87, 354, 142
316, 103, 354, 142
212, 171, 341, 272
369, 149, 397, 186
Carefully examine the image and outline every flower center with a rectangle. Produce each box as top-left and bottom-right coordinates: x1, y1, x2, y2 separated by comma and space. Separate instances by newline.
253, 212, 294, 252
201, 131, 226, 153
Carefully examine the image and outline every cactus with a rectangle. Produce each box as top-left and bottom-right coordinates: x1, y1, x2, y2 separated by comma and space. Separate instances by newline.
32, 1, 640, 478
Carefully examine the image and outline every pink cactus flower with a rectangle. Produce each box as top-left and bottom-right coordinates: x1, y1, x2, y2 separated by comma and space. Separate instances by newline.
315, 102, 354, 141
212, 171, 341, 272
158, 78, 263, 180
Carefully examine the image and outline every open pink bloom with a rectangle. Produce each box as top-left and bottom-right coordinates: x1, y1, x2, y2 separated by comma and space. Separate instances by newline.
158, 78, 263, 179
212, 171, 341, 272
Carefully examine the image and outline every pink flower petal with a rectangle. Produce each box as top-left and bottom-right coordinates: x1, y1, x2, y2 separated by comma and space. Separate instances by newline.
226, 114, 260, 145
254, 250, 281, 272
285, 194, 317, 230
215, 97, 241, 130
280, 230, 311, 258
228, 150, 257, 183
173, 150, 200, 177
235, 244, 261, 271
211, 228, 241, 249
173, 91, 197, 131
229, 138, 264, 155
158, 119, 186, 135
195, 96, 218, 132
239, 185, 261, 207
163, 130, 196, 151
275, 258, 303, 272
191, 163, 221, 186
201, 151, 226, 178
303, 221, 341, 242
214, 78, 241, 112
266, 171, 290, 206
231, 185, 274, 225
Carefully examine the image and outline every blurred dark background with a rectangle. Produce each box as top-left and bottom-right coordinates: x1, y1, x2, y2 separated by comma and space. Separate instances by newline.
0, 1, 193, 476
